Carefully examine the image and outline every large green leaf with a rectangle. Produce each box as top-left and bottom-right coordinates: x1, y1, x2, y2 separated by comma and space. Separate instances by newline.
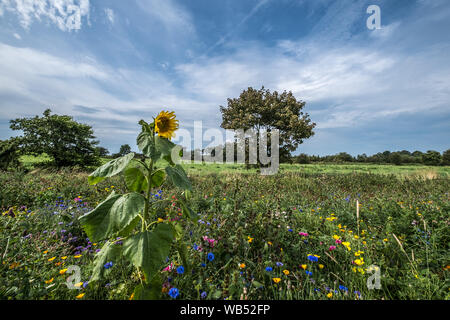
165, 164, 192, 191
155, 136, 175, 157
122, 224, 175, 281
88, 153, 135, 185
137, 130, 160, 161
90, 240, 122, 282
151, 169, 165, 188
131, 274, 162, 300
124, 167, 148, 193
79, 192, 145, 243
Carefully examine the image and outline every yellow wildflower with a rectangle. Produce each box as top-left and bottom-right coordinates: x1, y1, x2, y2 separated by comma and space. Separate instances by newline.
272, 278, 281, 284
45, 278, 54, 284
76, 293, 85, 299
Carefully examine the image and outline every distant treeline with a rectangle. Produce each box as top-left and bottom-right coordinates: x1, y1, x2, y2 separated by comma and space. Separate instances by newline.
292, 150, 450, 166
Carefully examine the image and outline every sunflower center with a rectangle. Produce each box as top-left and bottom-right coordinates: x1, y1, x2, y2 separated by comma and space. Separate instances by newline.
157, 118, 170, 132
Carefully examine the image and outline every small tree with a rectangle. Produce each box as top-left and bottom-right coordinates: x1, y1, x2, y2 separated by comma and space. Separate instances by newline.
220, 86, 316, 167
422, 150, 442, 166
442, 149, 450, 166
390, 152, 402, 166
95, 146, 110, 157
118, 144, 132, 157
10, 109, 100, 168
294, 153, 310, 164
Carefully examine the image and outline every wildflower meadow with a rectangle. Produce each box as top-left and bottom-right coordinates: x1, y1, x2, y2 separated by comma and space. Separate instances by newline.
1, 112, 449, 301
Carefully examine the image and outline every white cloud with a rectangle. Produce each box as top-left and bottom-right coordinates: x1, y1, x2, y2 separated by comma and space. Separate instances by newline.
0, 0, 90, 31
104, 7, 114, 25
0, 42, 218, 145
13, 32, 21, 39
174, 36, 450, 130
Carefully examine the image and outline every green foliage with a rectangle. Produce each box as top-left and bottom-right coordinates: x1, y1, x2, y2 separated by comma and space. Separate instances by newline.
422, 150, 442, 166
9, 109, 100, 168
0, 138, 21, 170
122, 224, 175, 281
443, 149, 450, 166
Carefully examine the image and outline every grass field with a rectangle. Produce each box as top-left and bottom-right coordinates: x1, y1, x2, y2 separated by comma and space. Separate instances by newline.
19, 154, 450, 177
1, 158, 449, 300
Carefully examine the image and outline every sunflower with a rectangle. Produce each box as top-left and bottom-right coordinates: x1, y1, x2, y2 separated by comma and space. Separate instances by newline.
154, 111, 179, 140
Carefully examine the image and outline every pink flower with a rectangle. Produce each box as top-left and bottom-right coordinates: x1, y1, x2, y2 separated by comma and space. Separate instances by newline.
299, 232, 309, 237
335, 239, 342, 244
163, 263, 174, 272
329, 245, 337, 251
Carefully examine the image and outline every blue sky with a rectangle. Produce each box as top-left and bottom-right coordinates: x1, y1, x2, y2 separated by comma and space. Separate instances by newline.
0, 0, 449, 156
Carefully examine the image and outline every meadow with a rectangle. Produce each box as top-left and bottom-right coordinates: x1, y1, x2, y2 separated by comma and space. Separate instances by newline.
1, 161, 449, 300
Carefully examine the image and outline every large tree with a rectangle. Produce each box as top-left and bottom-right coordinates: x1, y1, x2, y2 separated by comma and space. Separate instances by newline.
220, 86, 316, 163
10, 109, 100, 167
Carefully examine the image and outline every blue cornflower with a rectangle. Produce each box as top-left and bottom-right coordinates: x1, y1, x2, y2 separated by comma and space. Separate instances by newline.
307, 255, 319, 262
104, 261, 114, 269
276, 262, 283, 267
83, 282, 89, 288
201, 263, 206, 267
305, 270, 313, 276
288, 229, 293, 232
177, 266, 185, 274
339, 285, 348, 292
168, 288, 179, 299
265, 267, 273, 272
207, 253, 215, 262
201, 291, 207, 299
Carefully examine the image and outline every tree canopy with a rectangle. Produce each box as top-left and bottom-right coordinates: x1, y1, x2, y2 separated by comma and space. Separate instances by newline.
10, 109, 100, 168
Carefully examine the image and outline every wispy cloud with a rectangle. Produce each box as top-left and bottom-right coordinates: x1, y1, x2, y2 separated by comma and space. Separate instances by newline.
104, 8, 114, 25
